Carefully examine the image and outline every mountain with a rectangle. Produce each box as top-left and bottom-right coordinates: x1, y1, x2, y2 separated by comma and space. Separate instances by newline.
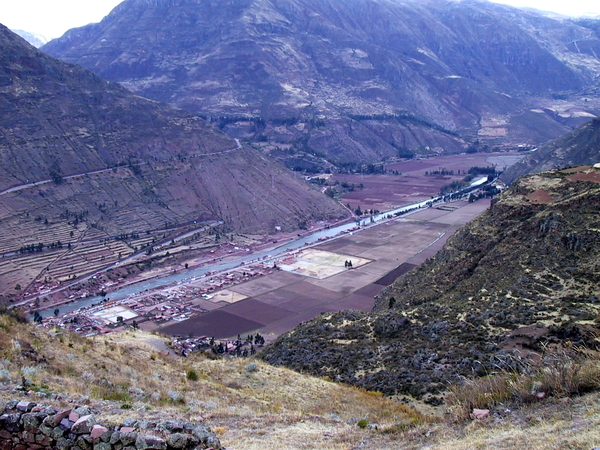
501, 118, 600, 184
261, 165, 600, 400
0, 25, 346, 298
42, 0, 600, 167
11, 29, 49, 48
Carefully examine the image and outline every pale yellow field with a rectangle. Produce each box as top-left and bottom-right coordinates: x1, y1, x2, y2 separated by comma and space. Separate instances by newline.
278, 249, 372, 279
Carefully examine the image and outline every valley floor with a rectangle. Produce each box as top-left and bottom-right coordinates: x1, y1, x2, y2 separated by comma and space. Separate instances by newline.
40, 198, 491, 343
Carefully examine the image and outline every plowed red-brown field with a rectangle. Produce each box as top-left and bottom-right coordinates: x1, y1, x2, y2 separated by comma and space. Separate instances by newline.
336, 152, 524, 211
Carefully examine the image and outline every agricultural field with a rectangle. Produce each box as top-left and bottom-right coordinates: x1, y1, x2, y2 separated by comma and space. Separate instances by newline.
158, 199, 491, 341
335, 152, 525, 211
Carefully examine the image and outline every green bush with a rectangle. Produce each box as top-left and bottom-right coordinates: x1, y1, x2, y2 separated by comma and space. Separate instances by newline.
186, 368, 199, 381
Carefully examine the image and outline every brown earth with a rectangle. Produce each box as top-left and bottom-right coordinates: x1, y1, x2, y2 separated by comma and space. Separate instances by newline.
336, 152, 524, 211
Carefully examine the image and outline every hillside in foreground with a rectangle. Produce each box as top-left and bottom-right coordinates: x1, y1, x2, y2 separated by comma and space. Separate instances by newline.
1, 309, 600, 449
262, 165, 600, 400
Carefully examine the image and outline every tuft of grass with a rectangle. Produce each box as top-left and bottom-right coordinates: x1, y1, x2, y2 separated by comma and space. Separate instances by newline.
0, 304, 28, 325
91, 383, 132, 402
213, 426, 227, 436
447, 349, 600, 420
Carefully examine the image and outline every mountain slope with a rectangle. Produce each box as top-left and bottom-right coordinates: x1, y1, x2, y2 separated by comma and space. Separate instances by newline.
2, 309, 600, 449
42, 0, 600, 164
501, 117, 600, 184
11, 29, 48, 48
261, 165, 600, 399
0, 25, 346, 297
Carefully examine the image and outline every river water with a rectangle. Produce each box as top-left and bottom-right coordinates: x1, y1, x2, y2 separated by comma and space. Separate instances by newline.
39, 177, 487, 318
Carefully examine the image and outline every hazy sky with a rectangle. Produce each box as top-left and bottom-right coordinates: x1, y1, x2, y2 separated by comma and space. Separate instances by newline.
1, 0, 599, 40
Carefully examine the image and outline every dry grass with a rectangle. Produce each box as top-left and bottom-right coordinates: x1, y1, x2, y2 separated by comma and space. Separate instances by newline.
2, 312, 600, 450
418, 393, 600, 450
0, 313, 425, 449
447, 350, 600, 421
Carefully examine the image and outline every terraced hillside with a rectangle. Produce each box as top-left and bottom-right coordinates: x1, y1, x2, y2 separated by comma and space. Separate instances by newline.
0, 26, 347, 300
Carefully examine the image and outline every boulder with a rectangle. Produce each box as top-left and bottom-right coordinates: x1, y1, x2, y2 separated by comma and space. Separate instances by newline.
46, 409, 72, 427
90, 425, 109, 439
0, 413, 21, 432
21, 412, 42, 432
166, 433, 189, 449
94, 443, 112, 450
16, 401, 36, 412
470, 408, 490, 420
119, 431, 138, 446
55, 437, 73, 450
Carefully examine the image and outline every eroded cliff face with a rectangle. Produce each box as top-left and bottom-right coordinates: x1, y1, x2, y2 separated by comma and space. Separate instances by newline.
43, 0, 600, 164
261, 165, 600, 399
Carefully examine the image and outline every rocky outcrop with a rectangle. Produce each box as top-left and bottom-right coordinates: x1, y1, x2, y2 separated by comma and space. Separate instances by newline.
0, 400, 221, 450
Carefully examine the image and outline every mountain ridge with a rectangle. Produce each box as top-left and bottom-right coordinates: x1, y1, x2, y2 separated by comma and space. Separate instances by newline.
0, 25, 346, 299
501, 117, 600, 184
42, 0, 600, 166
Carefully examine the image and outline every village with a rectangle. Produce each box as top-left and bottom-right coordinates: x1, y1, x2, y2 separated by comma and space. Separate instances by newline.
38, 257, 280, 338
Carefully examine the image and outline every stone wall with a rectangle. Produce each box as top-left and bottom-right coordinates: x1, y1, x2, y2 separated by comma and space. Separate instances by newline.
0, 400, 222, 450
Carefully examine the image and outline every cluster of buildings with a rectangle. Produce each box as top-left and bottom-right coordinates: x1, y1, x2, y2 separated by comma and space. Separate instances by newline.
37, 262, 276, 337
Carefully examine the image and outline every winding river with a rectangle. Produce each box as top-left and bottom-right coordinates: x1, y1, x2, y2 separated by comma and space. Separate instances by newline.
38, 177, 488, 318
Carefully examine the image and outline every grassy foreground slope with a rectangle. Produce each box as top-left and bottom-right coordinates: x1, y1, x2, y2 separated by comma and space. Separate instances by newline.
0, 311, 424, 449
2, 310, 600, 449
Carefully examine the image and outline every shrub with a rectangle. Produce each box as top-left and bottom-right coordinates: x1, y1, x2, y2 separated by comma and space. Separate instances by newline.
186, 368, 199, 381
357, 419, 369, 429
0, 304, 28, 324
